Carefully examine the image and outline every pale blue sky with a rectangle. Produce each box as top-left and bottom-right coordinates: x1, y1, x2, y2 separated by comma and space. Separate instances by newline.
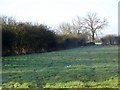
0, 0, 119, 36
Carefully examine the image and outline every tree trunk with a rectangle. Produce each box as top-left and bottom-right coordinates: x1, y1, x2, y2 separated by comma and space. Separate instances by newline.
92, 33, 95, 42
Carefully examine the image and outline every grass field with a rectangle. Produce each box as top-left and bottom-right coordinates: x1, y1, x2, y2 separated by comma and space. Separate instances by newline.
2, 45, 118, 88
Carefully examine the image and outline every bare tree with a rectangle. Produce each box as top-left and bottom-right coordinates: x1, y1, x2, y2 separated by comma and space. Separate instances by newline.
72, 16, 84, 35
57, 22, 72, 35
83, 12, 108, 41
72, 16, 91, 40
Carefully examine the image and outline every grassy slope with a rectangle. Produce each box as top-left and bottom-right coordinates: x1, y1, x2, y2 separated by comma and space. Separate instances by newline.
2, 45, 118, 88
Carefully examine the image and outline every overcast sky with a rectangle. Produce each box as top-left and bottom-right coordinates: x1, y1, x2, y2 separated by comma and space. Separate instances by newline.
0, 0, 119, 36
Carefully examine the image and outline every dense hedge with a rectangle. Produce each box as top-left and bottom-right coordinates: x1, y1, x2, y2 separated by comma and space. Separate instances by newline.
2, 17, 87, 56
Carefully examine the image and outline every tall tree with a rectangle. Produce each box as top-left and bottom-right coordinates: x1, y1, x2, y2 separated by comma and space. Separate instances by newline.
83, 12, 108, 41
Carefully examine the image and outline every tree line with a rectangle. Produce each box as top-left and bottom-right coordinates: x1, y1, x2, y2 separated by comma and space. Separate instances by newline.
2, 16, 86, 56
101, 35, 120, 45
1, 12, 119, 56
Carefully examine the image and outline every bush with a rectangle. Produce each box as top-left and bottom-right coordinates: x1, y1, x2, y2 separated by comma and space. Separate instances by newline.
101, 35, 118, 45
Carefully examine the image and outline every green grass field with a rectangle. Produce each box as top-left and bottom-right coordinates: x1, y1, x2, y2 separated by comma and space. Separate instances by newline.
2, 45, 118, 88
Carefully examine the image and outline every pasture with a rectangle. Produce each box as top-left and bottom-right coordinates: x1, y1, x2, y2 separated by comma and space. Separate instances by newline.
2, 45, 118, 88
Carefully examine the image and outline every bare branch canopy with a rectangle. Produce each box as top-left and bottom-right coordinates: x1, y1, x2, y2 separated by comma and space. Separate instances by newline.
83, 12, 108, 41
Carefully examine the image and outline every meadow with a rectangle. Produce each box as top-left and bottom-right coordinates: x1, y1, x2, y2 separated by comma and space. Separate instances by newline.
2, 45, 119, 88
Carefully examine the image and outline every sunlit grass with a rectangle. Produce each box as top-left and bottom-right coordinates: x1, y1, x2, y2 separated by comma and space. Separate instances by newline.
2, 45, 118, 88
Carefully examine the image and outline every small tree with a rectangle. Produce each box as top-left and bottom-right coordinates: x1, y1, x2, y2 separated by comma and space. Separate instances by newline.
57, 22, 72, 35
83, 12, 108, 42
72, 16, 84, 36
72, 16, 90, 42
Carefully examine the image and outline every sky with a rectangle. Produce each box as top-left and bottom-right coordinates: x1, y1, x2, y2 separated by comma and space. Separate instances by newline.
0, 0, 119, 36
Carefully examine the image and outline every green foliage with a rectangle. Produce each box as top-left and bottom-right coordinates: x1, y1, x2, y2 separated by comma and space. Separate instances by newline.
2, 46, 118, 88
